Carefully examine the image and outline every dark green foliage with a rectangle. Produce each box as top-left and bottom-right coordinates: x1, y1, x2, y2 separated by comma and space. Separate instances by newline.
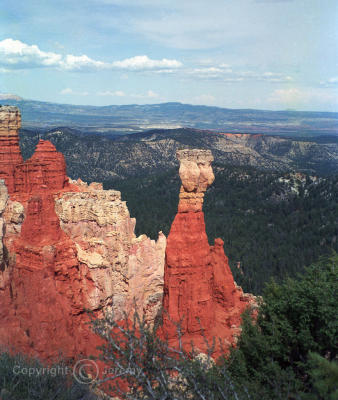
106, 170, 180, 240
106, 165, 338, 294
307, 352, 338, 399
204, 165, 338, 293
0, 351, 97, 400
226, 253, 338, 399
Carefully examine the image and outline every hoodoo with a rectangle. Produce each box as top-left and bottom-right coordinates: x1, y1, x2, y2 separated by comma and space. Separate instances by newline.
0, 106, 23, 194
162, 149, 255, 355
0, 106, 166, 360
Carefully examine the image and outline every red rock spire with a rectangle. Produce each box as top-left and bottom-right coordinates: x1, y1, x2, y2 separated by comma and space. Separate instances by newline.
15, 140, 69, 193
0, 106, 68, 195
0, 106, 23, 193
162, 149, 254, 355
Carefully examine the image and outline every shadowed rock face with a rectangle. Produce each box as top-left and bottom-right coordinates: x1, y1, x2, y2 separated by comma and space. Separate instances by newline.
162, 149, 255, 356
0, 181, 8, 270
0, 107, 165, 361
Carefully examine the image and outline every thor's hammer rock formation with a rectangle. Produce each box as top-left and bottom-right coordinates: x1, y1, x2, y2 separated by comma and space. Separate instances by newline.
162, 149, 255, 355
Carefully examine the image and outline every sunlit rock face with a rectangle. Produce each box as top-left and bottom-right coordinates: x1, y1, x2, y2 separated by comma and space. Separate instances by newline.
0, 107, 165, 360
55, 187, 166, 323
177, 149, 215, 213
0, 106, 23, 194
162, 149, 255, 356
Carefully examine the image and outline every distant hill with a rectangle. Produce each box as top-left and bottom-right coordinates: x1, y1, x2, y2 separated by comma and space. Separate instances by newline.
19, 127, 338, 182
2, 96, 338, 137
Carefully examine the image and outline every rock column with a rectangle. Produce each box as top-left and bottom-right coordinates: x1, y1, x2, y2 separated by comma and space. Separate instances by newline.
0, 106, 23, 194
162, 149, 255, 355
163, 150, 216, 337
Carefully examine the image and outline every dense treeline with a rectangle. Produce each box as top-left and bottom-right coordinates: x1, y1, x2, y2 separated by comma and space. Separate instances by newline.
226, 253, 338, 399
105, 164, 338, 294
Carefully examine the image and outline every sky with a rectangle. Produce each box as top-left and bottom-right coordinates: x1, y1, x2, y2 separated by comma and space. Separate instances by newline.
0, 0, 337, 111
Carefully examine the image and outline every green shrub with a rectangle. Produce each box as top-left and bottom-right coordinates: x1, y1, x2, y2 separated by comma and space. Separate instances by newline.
227, 252, 338, 399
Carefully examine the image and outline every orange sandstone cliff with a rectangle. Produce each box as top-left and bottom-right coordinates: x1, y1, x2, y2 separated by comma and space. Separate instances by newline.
162, 149, 255, 355
0, 106, 165, 360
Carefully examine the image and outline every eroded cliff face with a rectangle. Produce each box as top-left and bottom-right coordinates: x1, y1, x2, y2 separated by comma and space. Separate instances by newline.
0, 106, 165, 360
54, 186, 166, 321
0, 106, 253, 362
162, 149, 255, 355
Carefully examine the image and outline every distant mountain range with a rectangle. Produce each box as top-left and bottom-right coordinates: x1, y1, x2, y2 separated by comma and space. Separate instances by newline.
1, 95, 338, 137
20, 127, 338, 182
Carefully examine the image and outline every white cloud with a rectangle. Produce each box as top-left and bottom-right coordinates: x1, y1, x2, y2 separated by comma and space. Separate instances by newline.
60, 54, 106, 71
0, 38, 182, 72
131, 90, 159, 98
60, 88, 88, 96
187, 63, 292, 83
97, 89, 158, 98
320, 77, 338, 87
236, 70, 293, 82
0, 38, 294, 86
60, 88, 73, 95
152, 69, 176, 74
0, 38, 61, 68
260, 72, 293, 82
112, 55, 182, 70
189, 66, 233, 78
97, 90, 126, 96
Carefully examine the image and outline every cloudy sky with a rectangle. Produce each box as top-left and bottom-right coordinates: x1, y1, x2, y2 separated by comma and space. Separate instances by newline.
0, 0, 337, 111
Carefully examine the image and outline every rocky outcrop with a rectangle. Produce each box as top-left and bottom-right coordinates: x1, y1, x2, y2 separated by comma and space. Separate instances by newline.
0, 107, 165, 360
55, 186, 166, 322
0, 107, 23, 194
14, 140, 69, 193
177, 149, 215, 212
162, 149, 255, 355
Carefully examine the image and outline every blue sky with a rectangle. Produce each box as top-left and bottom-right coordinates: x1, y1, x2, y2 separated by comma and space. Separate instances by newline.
0, 0, 337, 111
